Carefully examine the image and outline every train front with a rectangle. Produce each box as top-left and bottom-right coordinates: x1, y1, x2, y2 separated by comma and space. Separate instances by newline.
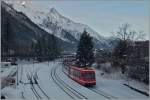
80, 68, 96, 86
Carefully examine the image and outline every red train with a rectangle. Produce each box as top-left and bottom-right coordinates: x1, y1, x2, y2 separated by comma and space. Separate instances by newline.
63, 64, 96, 86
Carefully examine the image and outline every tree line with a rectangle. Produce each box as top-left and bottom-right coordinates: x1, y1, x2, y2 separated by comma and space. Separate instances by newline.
77, 23, 148, 84
2, 31, 60, 62
95, 23, 149, 84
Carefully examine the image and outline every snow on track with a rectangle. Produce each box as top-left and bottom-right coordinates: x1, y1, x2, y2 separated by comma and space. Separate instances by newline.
51, 64, 88, 99
37, 61, 71, 100
5, 60, 148, 99
56, 62, 108, 99
56, 61, 148, 99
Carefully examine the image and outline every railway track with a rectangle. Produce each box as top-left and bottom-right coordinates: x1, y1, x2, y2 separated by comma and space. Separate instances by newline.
26, 74, 42, 99
33, 72, 50, 99
61, 62, 117, 99
27, 73, 50, 99
88, 87, 118, 99
51, 65, 88, 100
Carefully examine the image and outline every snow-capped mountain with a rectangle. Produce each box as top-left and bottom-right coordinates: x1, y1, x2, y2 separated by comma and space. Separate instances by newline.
5, 1, 112, 48
2, 1, 76, 56
5, 1, 46, 24
41, 8, 110, 45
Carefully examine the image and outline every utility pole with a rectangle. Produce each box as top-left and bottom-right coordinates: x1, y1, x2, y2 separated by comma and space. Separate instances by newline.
17, 64, 19, 85
20, 65, 23, 83
33, 58, 34, 77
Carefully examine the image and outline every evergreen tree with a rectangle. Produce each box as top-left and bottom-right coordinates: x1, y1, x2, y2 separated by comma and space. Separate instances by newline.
47, 35, 54, 60
2, 21, 10, 60
51, 34, 60, 59
76, 30, 94, 67
41, 37, 47, 59
35, 37, 42, 61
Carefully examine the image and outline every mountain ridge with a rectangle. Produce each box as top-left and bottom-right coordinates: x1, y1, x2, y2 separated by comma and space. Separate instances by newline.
1, 1, 76, 58
5, 1, 113, 48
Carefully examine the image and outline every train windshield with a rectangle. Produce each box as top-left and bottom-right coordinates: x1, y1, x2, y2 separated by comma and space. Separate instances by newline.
82, 73, 95, 78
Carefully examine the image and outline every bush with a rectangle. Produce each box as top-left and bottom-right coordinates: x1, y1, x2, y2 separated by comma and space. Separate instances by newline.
128, 59, 149, 84
100, 62, 112, 73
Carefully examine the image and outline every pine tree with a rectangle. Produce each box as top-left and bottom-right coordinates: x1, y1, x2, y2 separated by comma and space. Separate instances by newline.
51, 34, 60, 59
35, 37, 42, 61
76, 30, 94, 67
47, 35, 54, 60
2, 21, 10, 60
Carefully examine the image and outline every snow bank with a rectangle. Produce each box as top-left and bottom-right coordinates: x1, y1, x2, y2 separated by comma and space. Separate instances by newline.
96, 68, 149, 98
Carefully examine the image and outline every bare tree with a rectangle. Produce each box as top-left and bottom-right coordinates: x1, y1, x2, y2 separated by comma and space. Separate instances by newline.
111, 23, 145, 74
112, 23, 145, 41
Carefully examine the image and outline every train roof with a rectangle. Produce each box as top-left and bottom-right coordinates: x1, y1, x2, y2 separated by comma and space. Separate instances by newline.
71, 66, 95, 72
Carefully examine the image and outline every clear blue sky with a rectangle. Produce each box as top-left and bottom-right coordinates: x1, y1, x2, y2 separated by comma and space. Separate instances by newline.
29, 0, 149, 39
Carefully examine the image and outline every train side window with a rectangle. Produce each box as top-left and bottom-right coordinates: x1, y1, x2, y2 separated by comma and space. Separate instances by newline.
78, 71, 81, 78
73, 71, 76, 77
72, 70, 81, 78
75, 71, 77, 77
78, 71, 80, 77
73, 70, 79, 77
76, 71, 78, 77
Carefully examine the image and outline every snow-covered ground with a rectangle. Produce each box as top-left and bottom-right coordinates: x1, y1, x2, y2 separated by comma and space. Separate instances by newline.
1, 60, 149, 99
1, 63, 17, 90
96, 69, 149, 95
1, 64, 17, 78
95, 74, 147, 99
